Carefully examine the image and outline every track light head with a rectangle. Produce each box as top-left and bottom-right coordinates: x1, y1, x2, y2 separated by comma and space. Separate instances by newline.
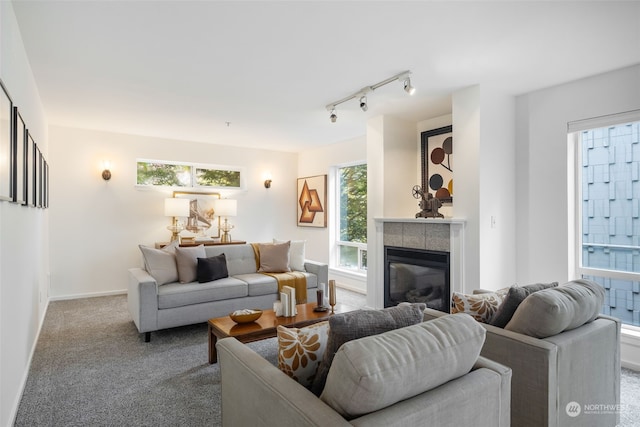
403, 77, 416, 95
329, 108, 337, 123
359, 95, 368, 112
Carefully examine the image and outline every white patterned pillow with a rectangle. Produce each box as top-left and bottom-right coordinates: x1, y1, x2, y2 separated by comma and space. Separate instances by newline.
451, 289, 508, 323
277, 321, 329, 388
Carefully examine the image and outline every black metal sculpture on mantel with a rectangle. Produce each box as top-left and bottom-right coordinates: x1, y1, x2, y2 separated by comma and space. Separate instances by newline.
412, 185, 444, 218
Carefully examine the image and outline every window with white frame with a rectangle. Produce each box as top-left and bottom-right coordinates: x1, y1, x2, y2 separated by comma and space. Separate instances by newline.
335, 163, 367, 273
570, 110, 640, 327
136, 159, 244, 190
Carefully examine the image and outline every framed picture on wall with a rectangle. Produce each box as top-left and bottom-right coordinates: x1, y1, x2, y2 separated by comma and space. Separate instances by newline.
13, 108, 27, 205
0, 80, 13, 202
297, 174, 327, 228
27, 132, 36, 207
172, 191, 222, 238
421, 125, 453, 204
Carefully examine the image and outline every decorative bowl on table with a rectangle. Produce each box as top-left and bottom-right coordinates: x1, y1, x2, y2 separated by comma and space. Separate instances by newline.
229, 309, 263, 324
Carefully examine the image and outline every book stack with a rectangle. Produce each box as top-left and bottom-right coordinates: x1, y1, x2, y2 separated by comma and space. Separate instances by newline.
280, 286, 297, 317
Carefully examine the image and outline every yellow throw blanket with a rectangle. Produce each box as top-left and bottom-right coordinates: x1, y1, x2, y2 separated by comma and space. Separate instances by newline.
251, 243, 307, 304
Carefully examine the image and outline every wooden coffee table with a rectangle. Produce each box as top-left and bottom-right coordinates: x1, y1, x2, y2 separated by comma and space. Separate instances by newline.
208, 302, 351, 363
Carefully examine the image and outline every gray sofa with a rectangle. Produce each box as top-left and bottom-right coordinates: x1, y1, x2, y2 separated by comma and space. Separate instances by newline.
425, 301, 621, 427
217, 313, 511, 427
128, 243, 328, 341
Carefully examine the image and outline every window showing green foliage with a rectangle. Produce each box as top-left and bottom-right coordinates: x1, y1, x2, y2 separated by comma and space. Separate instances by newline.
136, 160, 244, 189
137, 162, 191, 186
196, 168, 241, 188
339, 164, 367, 243
337, 163, 367, 273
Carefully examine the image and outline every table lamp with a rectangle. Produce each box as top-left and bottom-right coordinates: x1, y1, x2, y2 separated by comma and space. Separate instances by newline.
213, 199, 237, 243
165, 198, 190, 241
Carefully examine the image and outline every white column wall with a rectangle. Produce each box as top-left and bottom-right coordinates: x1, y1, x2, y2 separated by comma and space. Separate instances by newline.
0, 2, 49, 425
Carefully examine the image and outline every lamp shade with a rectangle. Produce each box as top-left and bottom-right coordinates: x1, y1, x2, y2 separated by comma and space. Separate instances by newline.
214, 199, 237, 217
164, 198, 190, 217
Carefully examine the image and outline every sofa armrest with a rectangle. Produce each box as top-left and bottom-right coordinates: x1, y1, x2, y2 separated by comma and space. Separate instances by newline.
473, 356, 512, 427
127, 268, 159, 333
304, 260, 328, 288
423, 307, 448, 321
217, 338, 350, 427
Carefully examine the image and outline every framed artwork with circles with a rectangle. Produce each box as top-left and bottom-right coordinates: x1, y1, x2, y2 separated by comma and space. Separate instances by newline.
421, 125, 453, 204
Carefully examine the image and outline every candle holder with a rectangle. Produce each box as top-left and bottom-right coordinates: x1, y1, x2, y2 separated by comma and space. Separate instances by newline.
329, 280, 336, 314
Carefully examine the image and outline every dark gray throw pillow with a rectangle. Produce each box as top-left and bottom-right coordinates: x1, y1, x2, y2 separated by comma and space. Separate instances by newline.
490, 282, 558, 328
196, 253, 229, 283
310, 303, 426, 396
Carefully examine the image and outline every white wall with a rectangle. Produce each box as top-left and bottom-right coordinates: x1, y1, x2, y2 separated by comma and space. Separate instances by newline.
515, 64, 640, 285
0, 2, 49, 425
48, 126, 299, 298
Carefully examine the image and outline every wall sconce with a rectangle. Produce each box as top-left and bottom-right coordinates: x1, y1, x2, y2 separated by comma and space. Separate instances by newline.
264, 172, 273, 188
102, 160, 112, 181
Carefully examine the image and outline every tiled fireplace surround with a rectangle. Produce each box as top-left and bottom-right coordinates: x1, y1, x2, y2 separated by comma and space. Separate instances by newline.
369, 218, 465, 309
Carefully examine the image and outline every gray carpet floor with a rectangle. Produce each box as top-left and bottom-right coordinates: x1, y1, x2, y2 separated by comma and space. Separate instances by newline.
14, 289, 640, 426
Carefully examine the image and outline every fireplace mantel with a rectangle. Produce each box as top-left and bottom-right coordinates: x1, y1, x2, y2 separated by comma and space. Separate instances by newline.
367, 217, 466, 309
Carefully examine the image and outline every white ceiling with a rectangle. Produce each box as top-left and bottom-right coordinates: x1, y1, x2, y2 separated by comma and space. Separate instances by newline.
10, 0, 640, 152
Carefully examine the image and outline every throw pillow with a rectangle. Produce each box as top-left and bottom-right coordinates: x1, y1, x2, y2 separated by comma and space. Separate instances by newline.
505, 279, 605, 338
277, 321, 329, 388
138, 241, 179, 285
257, 241, 291, 273
196, 253, 229, 283
274, 238, 306, 272
451, 290, 507, 323
490, 282, 559, 327
175, 245, 206, 283
320, 313, 486, 419
310, 303, 426, 396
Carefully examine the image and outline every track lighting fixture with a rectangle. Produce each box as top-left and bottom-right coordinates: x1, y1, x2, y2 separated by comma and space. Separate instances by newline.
359, 95, 368, 112
403, 76, 415, 95
325, 70, 415, 122
329, 108, 337, 123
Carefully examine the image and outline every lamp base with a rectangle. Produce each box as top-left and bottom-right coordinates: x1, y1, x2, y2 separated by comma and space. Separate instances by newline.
220, 232, 232, 243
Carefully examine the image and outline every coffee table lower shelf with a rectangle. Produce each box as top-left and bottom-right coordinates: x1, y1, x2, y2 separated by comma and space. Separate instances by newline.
208, 302, 349, 364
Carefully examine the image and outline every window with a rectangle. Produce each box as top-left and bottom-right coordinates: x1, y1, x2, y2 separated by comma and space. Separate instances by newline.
572, 111, 640, 327
336, 163, 367, 273
136, 159, 245, 190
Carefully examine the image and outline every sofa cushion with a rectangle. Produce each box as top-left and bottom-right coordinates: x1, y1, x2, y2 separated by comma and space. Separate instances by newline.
233, 273, 278, 296
490, 282, 558, 327
157, 277, 248, 309
277, 321, 329, 388
197, 253, 229, 283
257, 241, 291, 273
139, 241, 179, 285
451, 288, 509, 323
175, 245, 206, 283
205, 244, 258, 276
320, 313, 486, 419
274, 238, 306, 272
310, 303, 426, 396
505, 279, 605, 338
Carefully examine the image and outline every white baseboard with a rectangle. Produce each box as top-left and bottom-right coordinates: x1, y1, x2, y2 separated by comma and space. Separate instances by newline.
329, 268, 366, 294
621, 328, 640, 372
49, 289, 127, 301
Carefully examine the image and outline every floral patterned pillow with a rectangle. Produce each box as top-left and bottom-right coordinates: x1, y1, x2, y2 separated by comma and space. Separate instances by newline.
277, 321, 329, 388
451, 290, 508, 323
